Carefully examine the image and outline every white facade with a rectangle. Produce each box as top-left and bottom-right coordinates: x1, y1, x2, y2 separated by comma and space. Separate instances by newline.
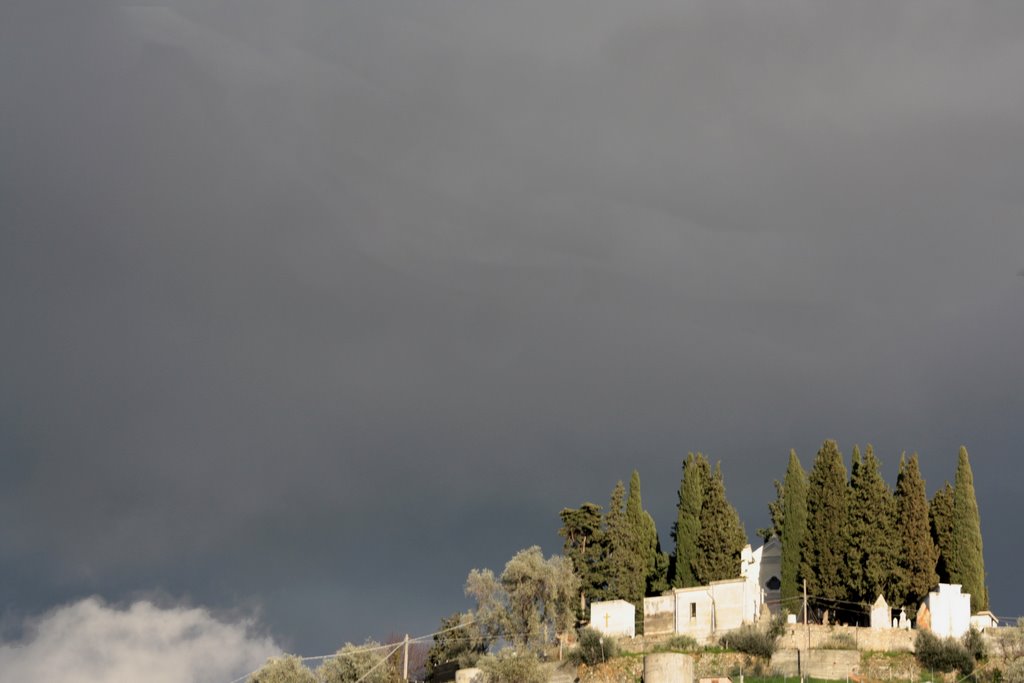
970, 611, 999, 631
925, 583, 972, 638
870, 595, 891, 630
590, 599, 635, 638
643, 577, 759, 643
741, 537, 782, 611
644, 539, 776, 642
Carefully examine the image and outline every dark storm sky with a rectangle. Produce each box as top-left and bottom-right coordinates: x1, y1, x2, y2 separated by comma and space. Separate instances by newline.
2, 0, 1022, 656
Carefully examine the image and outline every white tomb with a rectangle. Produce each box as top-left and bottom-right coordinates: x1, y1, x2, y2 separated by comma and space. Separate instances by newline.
590, 599, 636, 638
924, 584, 971, 638
870, 595, 891, 629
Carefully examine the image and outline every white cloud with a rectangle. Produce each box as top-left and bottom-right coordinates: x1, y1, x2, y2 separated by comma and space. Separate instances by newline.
0, 597, 281, 683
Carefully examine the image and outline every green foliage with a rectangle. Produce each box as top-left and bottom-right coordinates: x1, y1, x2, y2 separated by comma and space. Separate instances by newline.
465, 546, 580, 652
500, 546, 580, 649
618, 473, 651, 606
671, 453, 706, 588
802, 439, 850, 610
604, 472, 665, 632
604, 480, 629, 601
930, 482, 955, 584
780, 450, 808, 608
718, 624, 779, 657
318, 641, 400, 683
464, 567, 505, 649
476, 649, 546, 683
648, 525, 671, 596
964, 626, 987, 663
846, 445, 898, 612
570, 627, 618, 665
651, 635, 699, 653
248, 655, 317, 683
950, 447, 988, 612
999, 621, 1024, 683
426, 612, 487, 674
694, 462, 747, 584
914, 630, 974, 674
761, 478, 784, 543
892, 453, 938, 612
559, 502, 607, 611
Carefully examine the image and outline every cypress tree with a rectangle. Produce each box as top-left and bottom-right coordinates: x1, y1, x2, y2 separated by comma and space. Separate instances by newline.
604, 481, 628, 601
623, 471, 660, 632
760, 479, 785, 543
801, 439, 850, 612
846, 445, 898, 613
647, 518, 670, 596
670, 453, 705, 588
845, 445, 866, 606
930, 482, 955, 583
892, 452, 938, 613
779, 449, 807, 611
693, 462, 747, 584
949, 447, 988, 612
624, 471, 654, 599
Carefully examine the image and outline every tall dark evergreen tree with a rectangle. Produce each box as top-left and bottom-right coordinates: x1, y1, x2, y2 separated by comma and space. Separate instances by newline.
949, 447, 988, 612
846, 445, 898, 613
670, 453, 706, 588
779, 449, 807, 611
623, 471, 654, 600
647, 520, 670, 596
558, 502, 606, 611
604, 481, 628, 602
801, 439, 850, 613
759, 479, 785, 543
930, 482, 955, 583
623, 471, 661, 632
693, 462, 747, 584
892, 452, 938, 613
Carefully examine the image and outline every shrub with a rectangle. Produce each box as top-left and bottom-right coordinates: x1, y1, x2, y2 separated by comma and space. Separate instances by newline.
570, 627, 617, 666
1006, 659, 1024, 683
964, 626, 987, 662
719, 624, 778, 658
476, 649, 546, 683
652, 635, 699, 653
915, 630, 974, 674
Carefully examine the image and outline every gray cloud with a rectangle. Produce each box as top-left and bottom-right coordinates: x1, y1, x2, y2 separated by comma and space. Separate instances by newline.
2, 0, 1022, 653
0, 597, 279, 683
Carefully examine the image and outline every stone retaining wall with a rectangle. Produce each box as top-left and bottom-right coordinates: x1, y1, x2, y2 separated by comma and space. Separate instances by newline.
777, 624, 917, 652
770, 649, 861, 679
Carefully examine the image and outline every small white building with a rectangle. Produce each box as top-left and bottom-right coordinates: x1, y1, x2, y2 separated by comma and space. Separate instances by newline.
924, 583, 972, 638
644, 577, 760, 643
644, 539, 777, 643
970, 611, 999, 632
590, 599, 635, 638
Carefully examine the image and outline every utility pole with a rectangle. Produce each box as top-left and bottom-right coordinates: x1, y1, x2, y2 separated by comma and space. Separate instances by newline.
803, 579, 809, 683
403, 633, 409, 682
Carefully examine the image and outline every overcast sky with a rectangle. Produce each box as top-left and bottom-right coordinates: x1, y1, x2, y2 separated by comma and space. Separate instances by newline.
2, 0, 1023, 669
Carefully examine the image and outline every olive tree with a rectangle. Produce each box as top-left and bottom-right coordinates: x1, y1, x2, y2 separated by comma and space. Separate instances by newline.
247, 655, 316, 683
